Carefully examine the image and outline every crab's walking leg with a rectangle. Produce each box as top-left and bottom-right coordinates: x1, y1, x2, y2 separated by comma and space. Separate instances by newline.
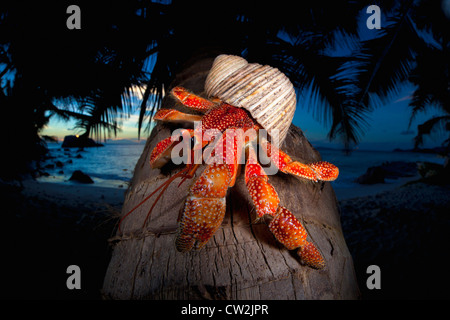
245, 145, 325, 269
150, 129, 195, 168
261, 139, 339, 182
153, 109, 203, 124
171, 86, 216, 112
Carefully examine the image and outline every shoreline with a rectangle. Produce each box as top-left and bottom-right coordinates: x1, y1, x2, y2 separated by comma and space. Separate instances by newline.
31, 169, 423, 204
333, 175, 421, 201
20, 179, 126, 210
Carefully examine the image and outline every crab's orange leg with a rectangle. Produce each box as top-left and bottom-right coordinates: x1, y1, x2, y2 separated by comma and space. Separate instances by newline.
149, 129, 195, 168
171, 86, 216, 112
245, 145, 325, 269
269, 207, 325, 269
245, 145, 280, 217
261, 139, 339, 182
153, 109, 203, 124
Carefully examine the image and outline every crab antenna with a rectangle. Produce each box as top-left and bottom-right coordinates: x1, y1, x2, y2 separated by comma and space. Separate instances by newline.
177, 162, 201, 188
141, 176, 173, 229
118, 166, 190, 233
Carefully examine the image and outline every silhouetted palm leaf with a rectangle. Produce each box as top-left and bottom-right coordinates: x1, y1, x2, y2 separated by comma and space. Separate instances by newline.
348, 0, 450, 149
414, 115, 450, 148
409, 44, 450, 124
354, 1, 420, 109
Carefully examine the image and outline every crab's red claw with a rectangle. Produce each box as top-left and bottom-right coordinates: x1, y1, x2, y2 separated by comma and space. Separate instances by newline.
171, 86, 216, 112
263, 139, 338, 183
176, 197, 226, 252
269, 206, 325, 269
176, 162, 236, 252
309, 161, 339, 181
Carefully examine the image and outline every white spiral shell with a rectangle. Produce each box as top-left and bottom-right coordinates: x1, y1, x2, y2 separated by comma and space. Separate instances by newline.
205, 54, 296, 143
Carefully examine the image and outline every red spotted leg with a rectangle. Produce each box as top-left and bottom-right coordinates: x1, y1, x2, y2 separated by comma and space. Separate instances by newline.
171, 86, 217, 112
245, 145, 325, 269
260, 138, 339, 182
149, 128, 195, 169
153, 108, 203, 124
156, 87, 216, 122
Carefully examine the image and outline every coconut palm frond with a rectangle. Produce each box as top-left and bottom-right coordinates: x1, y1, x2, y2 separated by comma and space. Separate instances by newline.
414, 115, 450, 148
408, 43, 450, 126
136, 49, 173, 138
354, 2, 421, 110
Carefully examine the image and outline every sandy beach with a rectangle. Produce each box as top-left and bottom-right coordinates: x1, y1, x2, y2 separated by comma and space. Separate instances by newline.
2, 172, 450, 299
339, 180, 450, 299
19, 179, 126, 210
2, 179, 125, 299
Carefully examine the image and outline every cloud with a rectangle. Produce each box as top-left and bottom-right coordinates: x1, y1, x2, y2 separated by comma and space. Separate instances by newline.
394, 95, 413, 103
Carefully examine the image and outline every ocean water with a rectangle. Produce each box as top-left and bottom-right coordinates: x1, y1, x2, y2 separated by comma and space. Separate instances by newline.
318, 147, 445, 190
38, 141, 446, 192
39, 142, 147, 188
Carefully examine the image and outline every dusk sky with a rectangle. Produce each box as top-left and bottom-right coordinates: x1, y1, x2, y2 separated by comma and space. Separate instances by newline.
40, 4, 448, 152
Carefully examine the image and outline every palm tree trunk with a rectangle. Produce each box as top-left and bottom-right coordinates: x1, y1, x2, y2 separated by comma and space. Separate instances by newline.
102, 53, 360, 300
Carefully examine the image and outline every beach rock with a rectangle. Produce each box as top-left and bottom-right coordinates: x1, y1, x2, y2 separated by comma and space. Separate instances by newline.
356, 166, 385, 184
417, 161, 443, 178
381, 161, 417, 178
69, 170, 94, 184
36, 171, 50, 177
61, 135, 104, 148
393, 146, 447, 154
356, 161, 418, 185
444, 157, 450, 177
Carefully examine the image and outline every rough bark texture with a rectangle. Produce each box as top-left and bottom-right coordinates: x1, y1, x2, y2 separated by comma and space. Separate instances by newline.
102, 54, 360, 300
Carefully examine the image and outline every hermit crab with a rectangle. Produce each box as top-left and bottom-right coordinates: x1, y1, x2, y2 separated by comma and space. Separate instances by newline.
119, 55, 339, 269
